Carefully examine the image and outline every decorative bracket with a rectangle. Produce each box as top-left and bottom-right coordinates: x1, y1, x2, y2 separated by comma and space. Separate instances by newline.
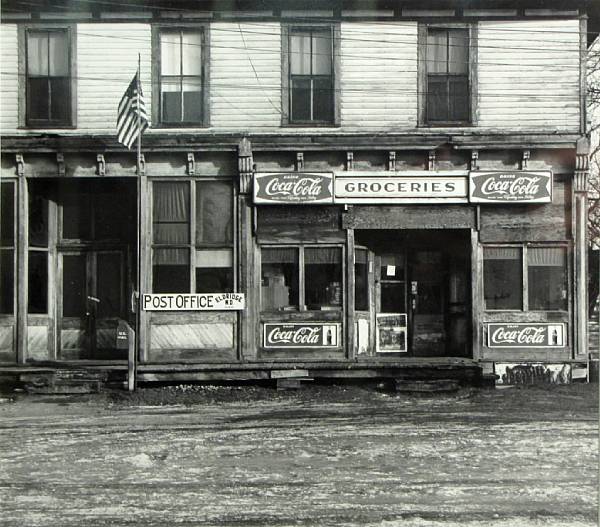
238, 137, 253, 195
346, 151, 354, 171
295, 152, 304, 171
428, 150, 436, 171
187, 153, 195, 176
96, 154, 106, 176
521, 150, 530, 170
57, 153, 65, 177
137, 154, 146, 176
15, 154, 24, 176
388, 151, 396, 172
574, 136, 590, 193
471, 150, 479, 171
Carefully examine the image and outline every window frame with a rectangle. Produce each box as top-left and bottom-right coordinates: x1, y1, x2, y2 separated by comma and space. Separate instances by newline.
483, 243, 570, 313
281, 23, 341, 127
150, 177, 236, 294
18, 24, 77, 129
152, 24, 210, 128
260, 243, 345, 312
418, 22, 477, 127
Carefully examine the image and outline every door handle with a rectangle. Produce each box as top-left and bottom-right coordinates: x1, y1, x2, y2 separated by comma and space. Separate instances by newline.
87, 296, 100, 304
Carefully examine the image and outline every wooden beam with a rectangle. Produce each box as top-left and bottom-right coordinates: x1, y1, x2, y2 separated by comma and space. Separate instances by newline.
16, 174, 28, 364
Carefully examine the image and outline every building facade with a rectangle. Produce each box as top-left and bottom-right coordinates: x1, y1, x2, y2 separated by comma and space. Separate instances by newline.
0, 0, 595, 383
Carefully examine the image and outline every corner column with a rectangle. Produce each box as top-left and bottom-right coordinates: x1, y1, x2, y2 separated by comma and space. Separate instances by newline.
574, 137, 589, 357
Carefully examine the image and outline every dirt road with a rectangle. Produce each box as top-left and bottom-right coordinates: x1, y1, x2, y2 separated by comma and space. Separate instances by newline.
0, 384, 597, 526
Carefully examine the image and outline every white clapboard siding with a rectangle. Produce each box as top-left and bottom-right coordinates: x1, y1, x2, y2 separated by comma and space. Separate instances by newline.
77, 24, 152, 133
341, 22, 418, 130
210, 22, 282, 130
0, 24, 19, 133
478, 19, 580, 131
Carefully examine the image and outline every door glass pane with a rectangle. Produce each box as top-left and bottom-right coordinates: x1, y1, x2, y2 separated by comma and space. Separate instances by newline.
380, 254, 405, 280
27, 32, 48, 75
63, 194, 92, 240
182, 31, 202, 75
28, 251, 47, 314
484, 247, 522, 310
97, 253, 122, 318
153, 248, 189, 293
95, 190, 130, 241
63, 255, 86, 317
528, 247, 567, 310
291, 77, 311, 121
28, 183, 48, 247
381, 282, 405, 313
0, 250, 14, 314
290, 32, 311, 74
49, 31, 68, 76
312, 30, 332, 75
161, 32, 181, 75
448, 29, 468, 74
196, 181, 232, 244
196, 249, 233, 293
261, 248, 299, 310
182, 79, 203, 122
1, 182, 14, 246
354, 249, 368, 311
305, 247, 342, 310
313, 77, 333, 122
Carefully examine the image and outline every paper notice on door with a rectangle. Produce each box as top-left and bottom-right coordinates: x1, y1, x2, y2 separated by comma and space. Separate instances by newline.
386, 265, 395, 276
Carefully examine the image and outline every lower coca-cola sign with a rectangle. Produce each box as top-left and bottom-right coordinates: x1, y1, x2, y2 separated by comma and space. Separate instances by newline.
254, 173, 334, 204
263, 323, 340, 348
487, 323, 566, 348
470, 171, 552, 203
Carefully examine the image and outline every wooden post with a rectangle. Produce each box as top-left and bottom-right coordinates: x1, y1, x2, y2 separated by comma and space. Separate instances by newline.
574, 137, 589, 357
471, 228, 482, 360
16, 169, 28, 364
127, 323, 136, 391
346, 228, 355, 359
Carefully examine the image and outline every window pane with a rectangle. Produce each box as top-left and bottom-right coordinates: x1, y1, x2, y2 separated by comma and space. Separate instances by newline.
449, 76, 469, 121
355, 249, 368, 311
313, 77, 333, 122
182, 31, 202, 76
153, 182, 190, 244
28, 183, 48, 248
62, 254, 86, 317
196, 249, 233, 293
291, 77, 311, 121
50, 77, 70, 123
161, 32, 181, 75
312, 30, 332, 75
427, 76, 448, 122
49, 31, 68, 76
484, 247, 522, 310
95, 191, 131, 241
381, 282, 405, 313
448, 29, 468, 74
305, 247, 342, 310
528, 248, 567, 310
28, 251, 47, 314
0, 250, 14, 314
97, 253, 122, 318
161, 80, 182, 122
63, 194, 92, 240
1, 182, 14, 246
182, 79, 203, 122
27, 32, 48, 75
27, 78, 50, 121
261, 248, 299, 310
290, 32, 311, 74
196, 181, 232, 244
427, 30, 447, 74
153, 248, 189, 293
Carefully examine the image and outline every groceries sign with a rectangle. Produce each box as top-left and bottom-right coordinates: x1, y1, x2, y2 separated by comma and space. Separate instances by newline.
263, 323, 340, 348
254, 172, 334, 204
470, 171, 552, 203
487, 323, 565, 348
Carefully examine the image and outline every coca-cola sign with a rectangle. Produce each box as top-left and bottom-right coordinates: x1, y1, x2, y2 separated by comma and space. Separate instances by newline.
254, 173, 334, 204
470, 171, 552, 203
263, 323, 340, 348
487, 323, 566, 348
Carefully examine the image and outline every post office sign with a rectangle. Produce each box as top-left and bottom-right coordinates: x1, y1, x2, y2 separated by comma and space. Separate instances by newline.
470, 171, 552, 203
263, 323, 340, 348
486, 323, 566, 348
142, 293, 245, 311
254, 172, 334, 204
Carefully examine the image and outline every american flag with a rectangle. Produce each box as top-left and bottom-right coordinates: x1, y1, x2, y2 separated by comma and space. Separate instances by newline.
117, 71, 149, 150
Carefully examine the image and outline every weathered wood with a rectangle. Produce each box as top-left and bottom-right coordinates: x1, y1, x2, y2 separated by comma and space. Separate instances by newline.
346, 229, 355, 359
138, 370, 270, 382
16, 175, 27, 364
394, 379, 460, 393
471, 229, 482, 360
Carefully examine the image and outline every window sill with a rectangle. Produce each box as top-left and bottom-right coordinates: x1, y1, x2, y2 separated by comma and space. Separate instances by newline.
20, 124, 76, 130
282, 122, 340, 128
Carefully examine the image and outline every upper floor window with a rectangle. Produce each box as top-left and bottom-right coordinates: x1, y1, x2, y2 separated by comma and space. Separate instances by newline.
26, 29, 72, 127
154, 27, 207, 126
424, 27, 470, 124
283, 25, 339, 126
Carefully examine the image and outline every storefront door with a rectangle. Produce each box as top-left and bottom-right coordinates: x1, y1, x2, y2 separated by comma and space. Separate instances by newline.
58, 250, 126, 360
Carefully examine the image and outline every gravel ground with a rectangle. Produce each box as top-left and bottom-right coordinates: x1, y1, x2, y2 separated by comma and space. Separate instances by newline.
0, 382, 597, 526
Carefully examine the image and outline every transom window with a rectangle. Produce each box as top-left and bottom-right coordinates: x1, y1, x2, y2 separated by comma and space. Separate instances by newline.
426, 27, 469, 124
158, 29, 204, 125
483, 245, 568, 311
26, 29, 71, 126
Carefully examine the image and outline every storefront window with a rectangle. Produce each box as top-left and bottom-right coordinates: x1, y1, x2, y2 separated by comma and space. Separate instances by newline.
484, 247, 522, 310
354, 249, 369, 311
0, 182, 15, 314
261, 248, 299, 310
528, 247, 567, 311
305, 247, 342, 310
28, 181, 49, 314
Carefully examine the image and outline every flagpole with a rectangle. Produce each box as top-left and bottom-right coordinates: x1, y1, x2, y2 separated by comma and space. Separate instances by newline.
133, 53, 142, 391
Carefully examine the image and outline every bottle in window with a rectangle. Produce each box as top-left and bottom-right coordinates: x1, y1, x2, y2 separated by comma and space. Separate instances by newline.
326, 327, 333, 346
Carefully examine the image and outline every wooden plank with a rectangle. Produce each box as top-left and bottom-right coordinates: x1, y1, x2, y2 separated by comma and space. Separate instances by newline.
239, 194, 257, 360
471, 229, 482, 360
16, 175, 27, 364
138, 371, 269, 382
346, 228, 355, 359
271, 369, 309, 379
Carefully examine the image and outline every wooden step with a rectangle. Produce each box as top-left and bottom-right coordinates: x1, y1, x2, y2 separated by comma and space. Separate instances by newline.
20, 369, 107, 394
394, 378, 460, 394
